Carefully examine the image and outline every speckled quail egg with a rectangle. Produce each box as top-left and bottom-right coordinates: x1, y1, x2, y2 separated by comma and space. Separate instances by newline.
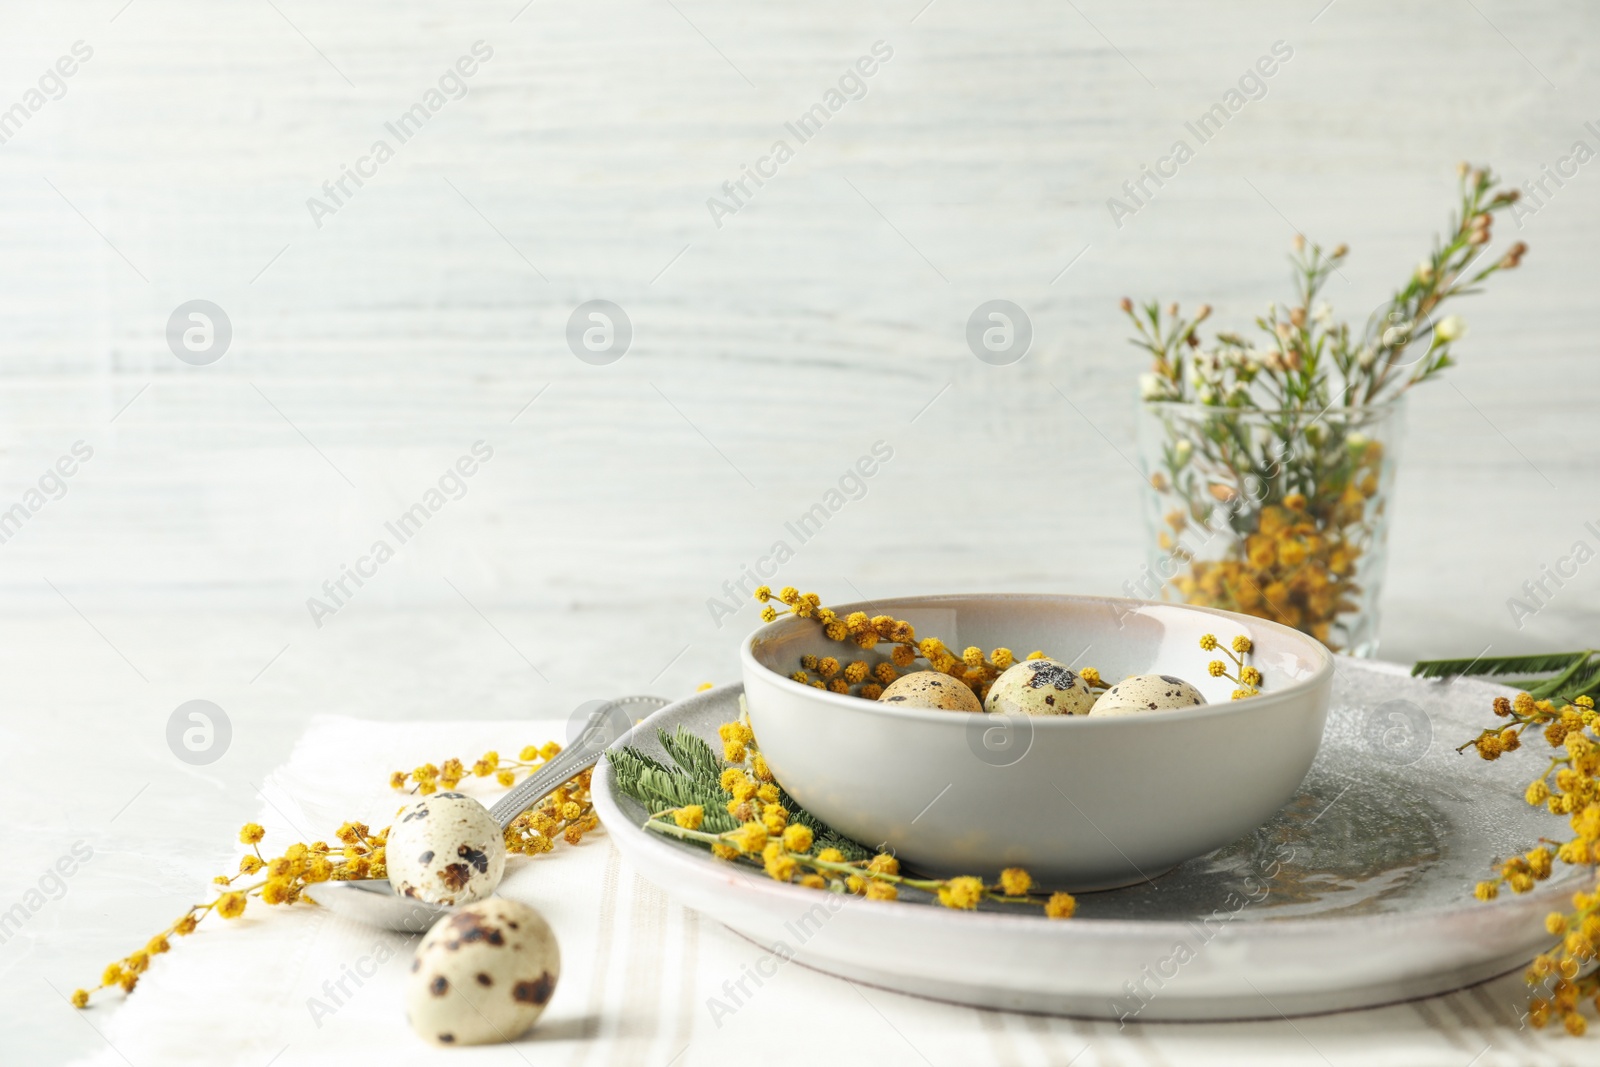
1090, 674, 1207, 717
387, 793, 507, 906
878, 670, 983, 713
406, 898, 561, 1047
984, 658, 1096, 716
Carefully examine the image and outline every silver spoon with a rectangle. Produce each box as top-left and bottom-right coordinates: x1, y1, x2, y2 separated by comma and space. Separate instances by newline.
303, 695, 668, 932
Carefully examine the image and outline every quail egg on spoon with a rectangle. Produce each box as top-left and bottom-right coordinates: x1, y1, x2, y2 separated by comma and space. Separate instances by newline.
387, 792, 507, 906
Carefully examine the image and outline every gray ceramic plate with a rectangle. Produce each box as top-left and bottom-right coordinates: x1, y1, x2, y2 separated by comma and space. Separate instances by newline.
591, 659, 1576, 1020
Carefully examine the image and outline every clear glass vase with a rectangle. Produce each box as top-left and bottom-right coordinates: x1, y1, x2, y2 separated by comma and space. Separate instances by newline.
1135, 400, 1404, 657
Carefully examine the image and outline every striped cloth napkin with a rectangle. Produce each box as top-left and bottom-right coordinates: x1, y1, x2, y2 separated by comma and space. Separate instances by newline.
68, 715, 1570, 1067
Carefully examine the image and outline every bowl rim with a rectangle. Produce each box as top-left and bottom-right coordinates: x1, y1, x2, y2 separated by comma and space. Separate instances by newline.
740, 591, 1336, 726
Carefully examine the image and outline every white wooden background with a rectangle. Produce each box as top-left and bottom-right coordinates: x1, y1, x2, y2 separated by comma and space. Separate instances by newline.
3, 0, 1598, 1062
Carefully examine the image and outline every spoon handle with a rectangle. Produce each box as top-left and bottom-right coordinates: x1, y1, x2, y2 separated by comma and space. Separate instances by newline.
487, 695, 668, 829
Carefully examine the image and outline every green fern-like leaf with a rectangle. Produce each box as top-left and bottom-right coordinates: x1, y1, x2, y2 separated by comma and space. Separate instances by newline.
605, 698, 878, 862
610, 746, 738, 831
608, 746, 673, 785
1541, 657, 1600, 702
1411, 651, 1590, 680
608, 735, 875, 860
659, 726, 721, 780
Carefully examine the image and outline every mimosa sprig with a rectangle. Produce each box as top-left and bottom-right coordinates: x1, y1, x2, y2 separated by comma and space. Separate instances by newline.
1421, 650, 1600, 1036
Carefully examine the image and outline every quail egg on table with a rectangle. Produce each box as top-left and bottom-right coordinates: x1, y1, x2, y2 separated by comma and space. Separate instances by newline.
387, 792, 507, 906
1090, 674, 1207, 717
406, 898, 561, 1047
878, 670, 983, 713
984, 658, 1096, 716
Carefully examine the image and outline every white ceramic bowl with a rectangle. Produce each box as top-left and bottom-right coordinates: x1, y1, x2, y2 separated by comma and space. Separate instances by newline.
740, 593, 1334, 890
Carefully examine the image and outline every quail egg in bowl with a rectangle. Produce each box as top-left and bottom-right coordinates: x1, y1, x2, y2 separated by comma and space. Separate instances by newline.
880, 670, 984, 712
740, 593, 1333, 890
1090, 673, 1207, 716
985, 657, 1097, 716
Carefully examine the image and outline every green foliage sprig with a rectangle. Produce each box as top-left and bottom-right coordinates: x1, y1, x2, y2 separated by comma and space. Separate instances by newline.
1419, 648, 1600, 1036
1413, 650, 1600, 705
612, 705, 1079, 917
1130, 164, 1529, 650
1130, 163, 1528, 414
612, 726, 870, 857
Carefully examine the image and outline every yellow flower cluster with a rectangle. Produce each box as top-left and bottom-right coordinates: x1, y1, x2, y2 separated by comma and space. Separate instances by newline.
504, 767, 601, 855
76, 733, 590, 1010
390, 739, 598, 855
393, 741, 565, 795
647, 709, 1077, 921
74, 819, 388, 1007
1199, 633, 1260, 700
1167, 459, 1381, 651
790, 652, 903, 700
760, 590, 1258, 707
1465, 692, 1600, 1036
756, 587, 1085, 704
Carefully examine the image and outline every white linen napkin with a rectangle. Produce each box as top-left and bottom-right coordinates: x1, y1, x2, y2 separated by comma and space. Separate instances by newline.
66, 715, 1566, 1067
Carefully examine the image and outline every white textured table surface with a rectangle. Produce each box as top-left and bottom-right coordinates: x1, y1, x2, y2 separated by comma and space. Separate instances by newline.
3, 0, 1599, 1063
48, 713, 1598, 1067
